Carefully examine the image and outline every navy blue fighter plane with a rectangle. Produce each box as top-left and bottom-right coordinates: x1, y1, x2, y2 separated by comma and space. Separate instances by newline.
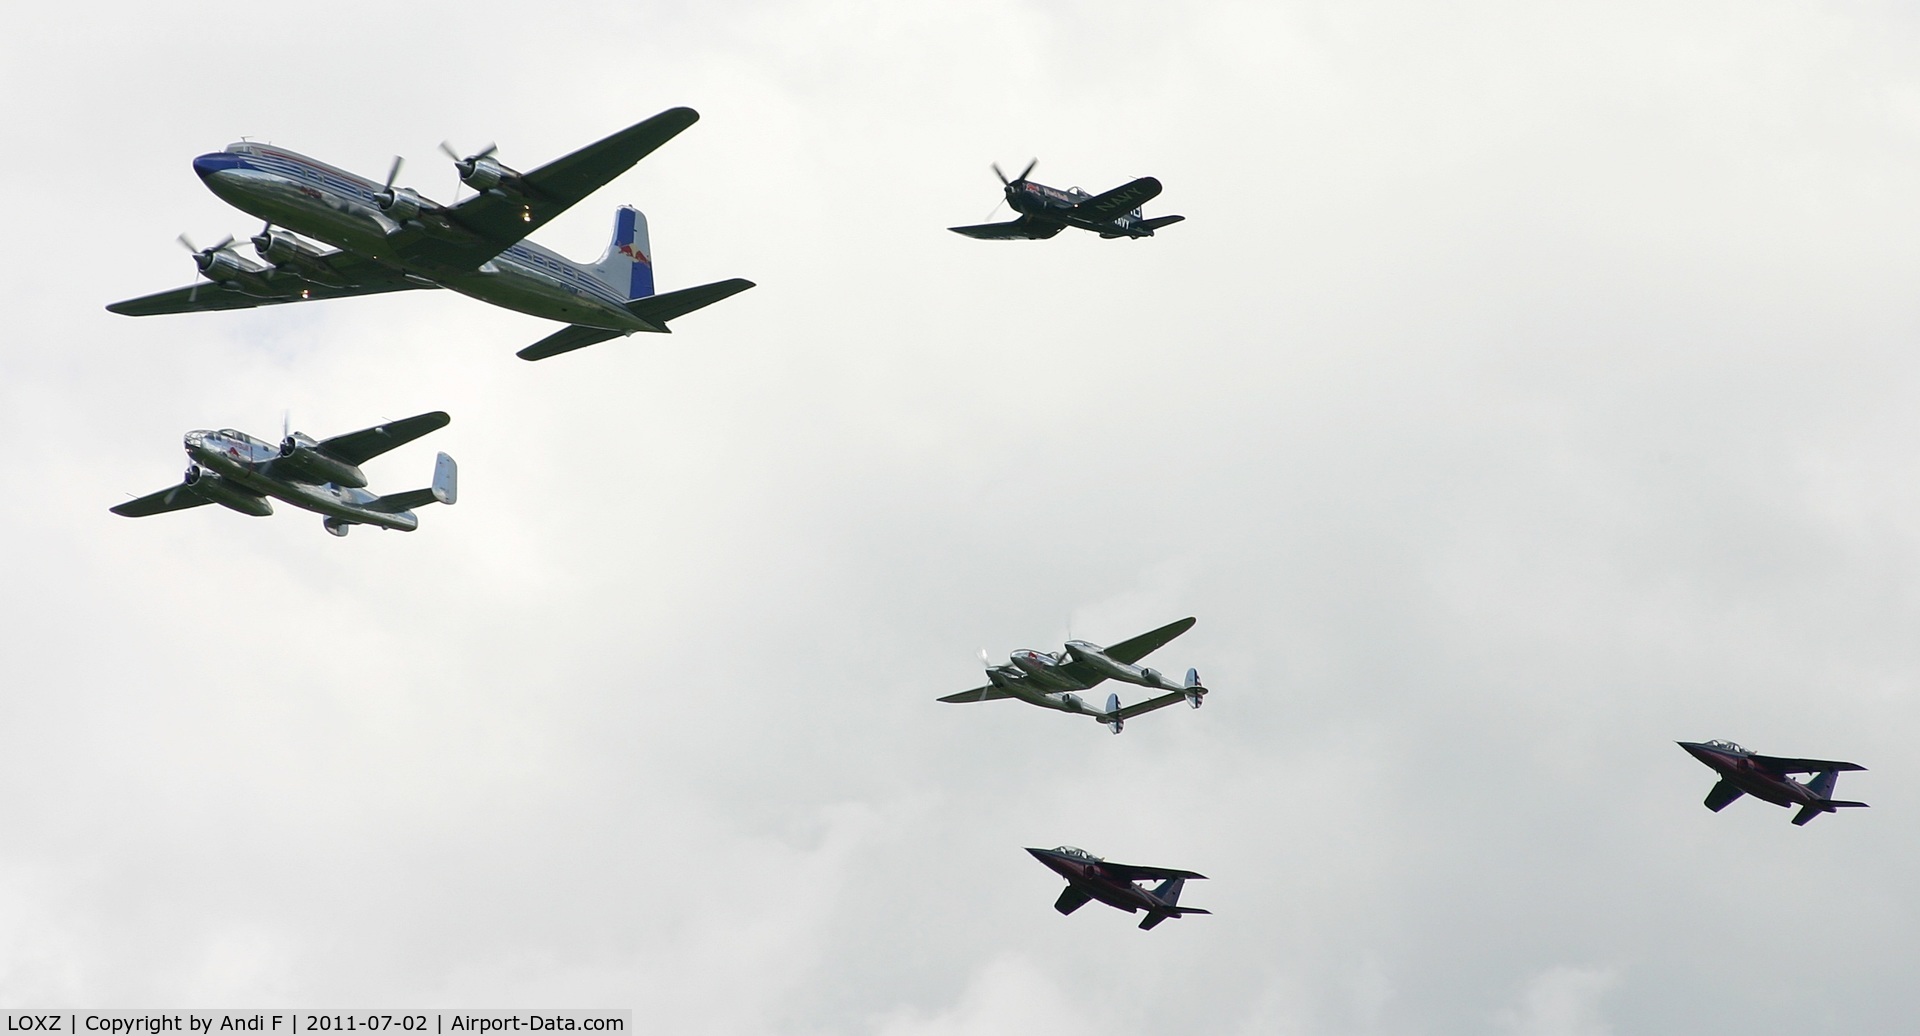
1027, 846, 1210, 931
949, 160, 1183, 240
108, 108, 752, 360
1678, 740, 1868, 826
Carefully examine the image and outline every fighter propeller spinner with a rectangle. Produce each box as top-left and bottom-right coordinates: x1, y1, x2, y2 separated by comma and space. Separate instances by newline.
939, 617, 1208, 732
112, 412, 457, 538
950, 160, 1184, 240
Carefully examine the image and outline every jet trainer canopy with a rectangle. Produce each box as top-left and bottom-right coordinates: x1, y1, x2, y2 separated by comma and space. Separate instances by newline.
1054, 846, 1101, 862
1705, 739, 1749, 754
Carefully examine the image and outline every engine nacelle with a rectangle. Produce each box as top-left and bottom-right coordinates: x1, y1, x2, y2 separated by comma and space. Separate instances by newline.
323, 517, 352, 537
253, 228, 320, 266
183, 466, 272, 516
1140, 667, 1163, 687
377, 186, 427, 221
275, 441, 368, 488
459, 156, 508, 192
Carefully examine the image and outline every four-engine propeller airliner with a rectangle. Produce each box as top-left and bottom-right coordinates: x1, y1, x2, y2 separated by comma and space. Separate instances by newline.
112, 411, 456, 537
949, 160, 1184, 240
1027, 846, 1210, 930
1678, 740, 1869, 826
939, 617, 1207, 733
107, 107, 753, 361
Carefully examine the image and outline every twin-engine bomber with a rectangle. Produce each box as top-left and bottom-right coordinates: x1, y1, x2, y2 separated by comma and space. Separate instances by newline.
1028, 846, 1211, 931
113, 411, 456, 537
940, 617, 1208, 733
949, 160, 1184, 241
1678, 740, 1869, 826
107, 107, 753, 361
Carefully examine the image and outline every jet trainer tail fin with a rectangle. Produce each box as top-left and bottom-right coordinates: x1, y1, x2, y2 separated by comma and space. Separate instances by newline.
587, 206, 655, 300
1792, 800, 1869, 826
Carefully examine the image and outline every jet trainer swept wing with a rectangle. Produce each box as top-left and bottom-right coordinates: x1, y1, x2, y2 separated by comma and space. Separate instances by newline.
1750, 754, 1869, 775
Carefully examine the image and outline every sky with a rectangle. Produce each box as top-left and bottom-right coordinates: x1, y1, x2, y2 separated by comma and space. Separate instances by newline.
3, 0, 1920, 1031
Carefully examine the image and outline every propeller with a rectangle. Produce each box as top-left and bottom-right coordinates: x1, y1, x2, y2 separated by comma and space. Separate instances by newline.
251, 221, 274, 257
373, 154, 405, 208
983, 159, 1036, 221
438, 139, 498, 173
992, 158, 1036, 185
176, 233, 238, 301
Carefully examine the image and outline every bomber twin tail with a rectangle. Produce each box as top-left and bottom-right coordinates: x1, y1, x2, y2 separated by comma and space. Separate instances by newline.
939, 616, 1208, 733
1678, 740, 1869, 826
1027, 846, 1210, 931
949, 160, 1184, 241
108, 107, 753, 361
113, 411, 457, 537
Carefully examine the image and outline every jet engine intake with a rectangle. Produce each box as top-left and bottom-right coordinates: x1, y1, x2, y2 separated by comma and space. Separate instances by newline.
323, 517, 352, 537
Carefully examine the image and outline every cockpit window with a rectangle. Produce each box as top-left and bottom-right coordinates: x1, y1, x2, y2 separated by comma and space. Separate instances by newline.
1705, 739, 1749, 753
1054, 846, 1101, 862
218, 429, 243, 438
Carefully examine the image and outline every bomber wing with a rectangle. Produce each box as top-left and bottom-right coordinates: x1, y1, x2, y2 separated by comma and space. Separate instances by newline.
948, 217, 1065, 240
937, 685, 1017, 703
411, 108, 701, 267
1751, 754, 1867, 775
111, 484, 211, 518
1101, 617, 1198, 666
315, 411, 450, 467
1071, 177, 1163, 223
106, 253, 422, 316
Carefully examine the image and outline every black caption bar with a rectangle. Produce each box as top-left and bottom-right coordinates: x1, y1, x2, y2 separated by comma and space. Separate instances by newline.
1, 1014, 631, 1036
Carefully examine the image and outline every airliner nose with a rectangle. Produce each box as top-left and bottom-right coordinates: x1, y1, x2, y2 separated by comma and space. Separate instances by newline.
192, 153, 239, 181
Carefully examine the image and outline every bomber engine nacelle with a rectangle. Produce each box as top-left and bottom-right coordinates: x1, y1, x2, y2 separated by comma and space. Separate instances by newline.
183, 465, 272, 516
276, 438, 368, 488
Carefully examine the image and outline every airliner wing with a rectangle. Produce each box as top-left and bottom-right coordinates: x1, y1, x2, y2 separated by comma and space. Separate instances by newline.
1102, 617, 1197, 666
107, 253, 423, 316
316, 411, 450, 466
1073, 177, 1162, 222
432, 107, 701, 262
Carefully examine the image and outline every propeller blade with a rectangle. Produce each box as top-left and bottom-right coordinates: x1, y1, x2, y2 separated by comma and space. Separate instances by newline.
437, 140, 460, 161
992, 162, 1008, 186
979, 648, 992, 668
383, 155, 404, 190
176, 233, 197, 253
1017, 158, 1037, 181
475, 141, 498, 160
210, 235, 236, 253
282, 409, 290, 441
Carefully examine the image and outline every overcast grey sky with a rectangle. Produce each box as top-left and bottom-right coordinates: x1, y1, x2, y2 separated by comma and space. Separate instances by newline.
4, 0, 1920, 1031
